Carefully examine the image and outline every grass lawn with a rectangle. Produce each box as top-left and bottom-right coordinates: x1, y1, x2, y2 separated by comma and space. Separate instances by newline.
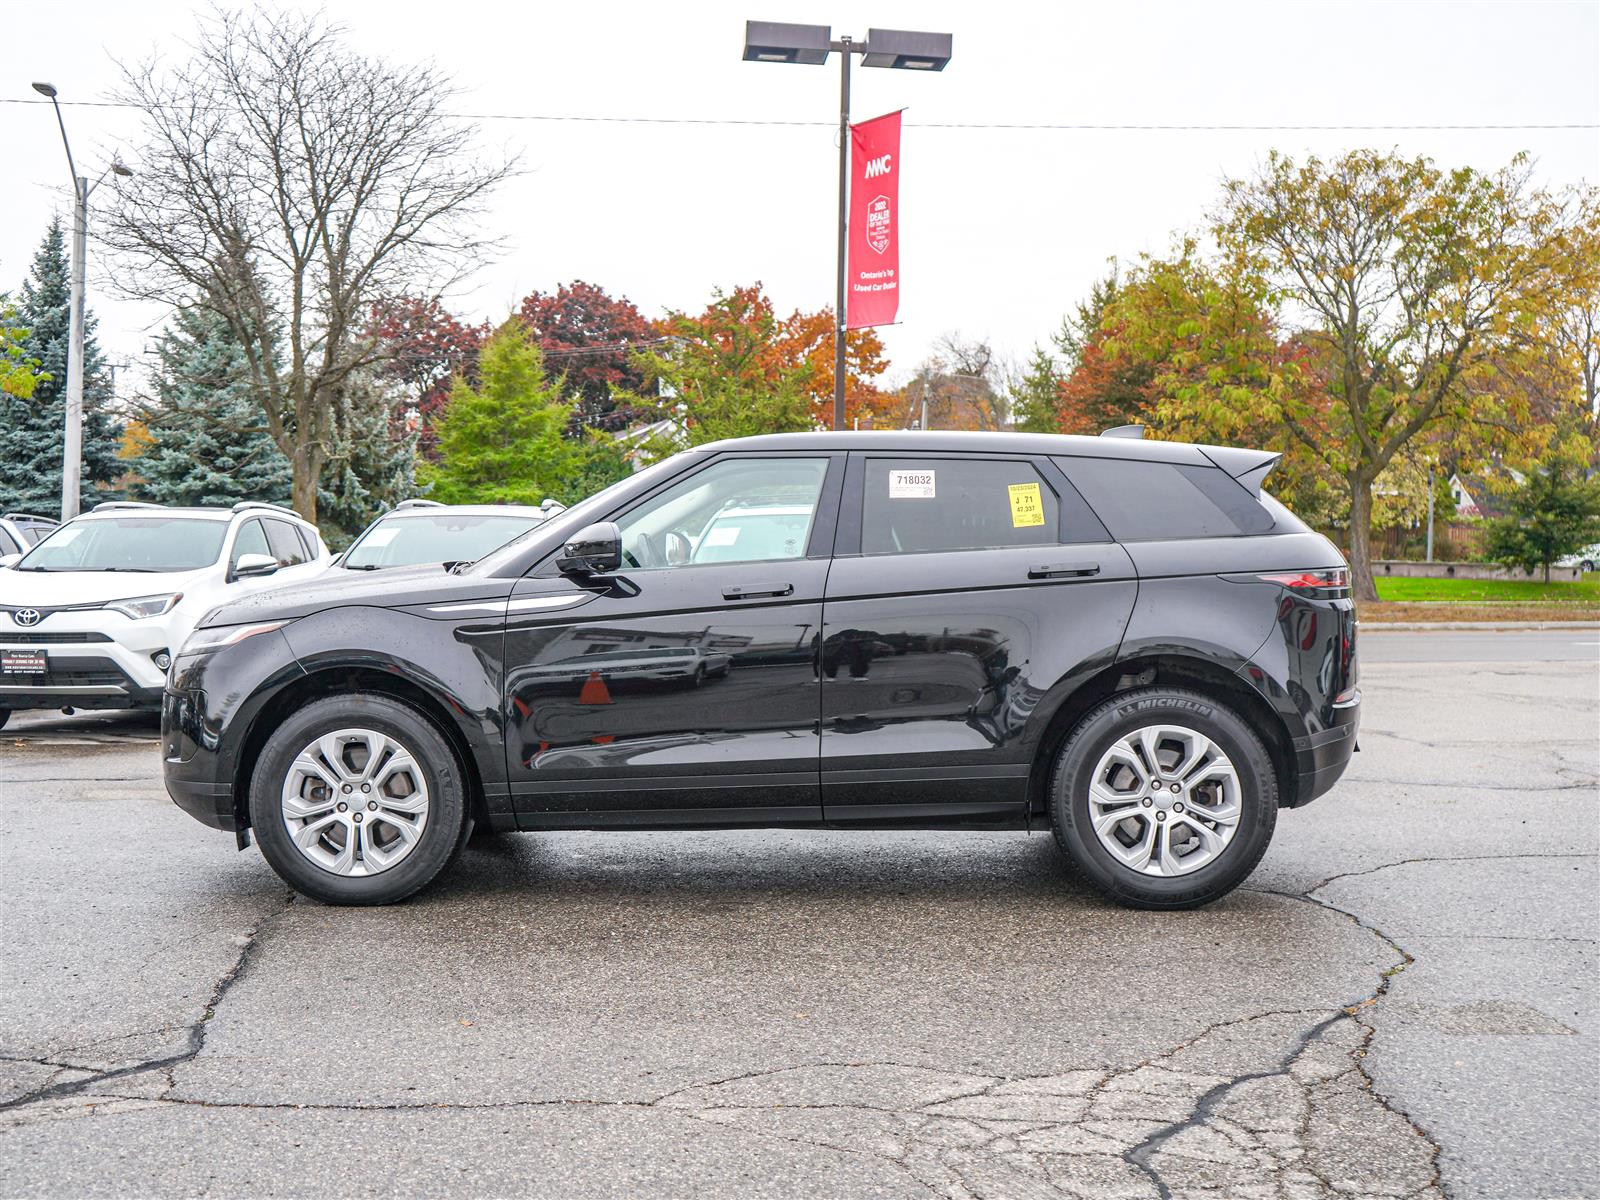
1373, 576, 1600, 604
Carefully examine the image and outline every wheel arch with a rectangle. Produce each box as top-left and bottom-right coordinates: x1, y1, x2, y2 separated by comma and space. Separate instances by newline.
1026, 652, 1299, 821
231, 665, 488, 833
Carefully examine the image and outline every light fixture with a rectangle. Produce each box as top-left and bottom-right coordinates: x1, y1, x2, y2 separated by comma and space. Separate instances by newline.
741, 21, 831, 66
31, 81, 58, 98
861, 28, 954, 71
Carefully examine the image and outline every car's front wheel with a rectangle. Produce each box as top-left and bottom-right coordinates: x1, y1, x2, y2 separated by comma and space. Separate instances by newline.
248, 694, 470, 905
1049, 687, 1277, 909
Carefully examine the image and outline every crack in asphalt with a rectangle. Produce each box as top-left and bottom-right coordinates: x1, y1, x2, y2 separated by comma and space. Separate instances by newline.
0, 889, 295, 1114
5, 852, 1581, 1197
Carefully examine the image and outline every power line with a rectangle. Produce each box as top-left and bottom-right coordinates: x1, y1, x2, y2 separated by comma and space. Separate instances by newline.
2, 97, 1594, 131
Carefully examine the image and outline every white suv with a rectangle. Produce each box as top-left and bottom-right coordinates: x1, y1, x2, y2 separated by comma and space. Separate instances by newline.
0, 501, 329, 726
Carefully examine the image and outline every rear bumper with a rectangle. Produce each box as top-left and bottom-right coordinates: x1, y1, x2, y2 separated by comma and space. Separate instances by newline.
1288, 693, 1360, 807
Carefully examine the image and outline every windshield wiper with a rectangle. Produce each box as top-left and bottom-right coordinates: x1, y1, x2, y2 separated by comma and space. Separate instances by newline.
343, 563, 384, 571
100, 567, 161, 573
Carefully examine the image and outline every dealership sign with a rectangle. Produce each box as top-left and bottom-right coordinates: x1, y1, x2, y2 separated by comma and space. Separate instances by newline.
846, 110, 901, 329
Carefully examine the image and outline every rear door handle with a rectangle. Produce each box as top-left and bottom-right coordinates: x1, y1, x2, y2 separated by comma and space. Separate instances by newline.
722, 583, 794, 600
1027, 562, 1101, 579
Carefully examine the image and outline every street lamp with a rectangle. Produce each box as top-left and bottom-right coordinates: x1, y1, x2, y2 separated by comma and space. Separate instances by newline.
742, 22, 952, 431
31, 82, 134, 520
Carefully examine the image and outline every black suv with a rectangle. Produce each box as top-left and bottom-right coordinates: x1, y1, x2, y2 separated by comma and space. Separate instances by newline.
164, 432, 1359, 908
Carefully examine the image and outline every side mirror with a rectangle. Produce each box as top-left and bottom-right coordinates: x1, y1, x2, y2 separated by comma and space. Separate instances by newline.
0, 553, 20, 569
557, 521, 622, 575
233, 552, 280, 580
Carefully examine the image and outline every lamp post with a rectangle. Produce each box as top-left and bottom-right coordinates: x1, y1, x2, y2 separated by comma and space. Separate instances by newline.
742, 22, 951, 431
31, 82, 133, 521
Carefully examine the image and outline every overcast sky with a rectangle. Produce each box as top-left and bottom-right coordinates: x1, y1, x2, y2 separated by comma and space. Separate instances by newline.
3, 0, 1596, 399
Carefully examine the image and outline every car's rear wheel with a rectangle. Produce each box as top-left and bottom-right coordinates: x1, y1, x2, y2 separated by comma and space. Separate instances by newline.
1049, 687, 1277, 909
248, 694, 470, 905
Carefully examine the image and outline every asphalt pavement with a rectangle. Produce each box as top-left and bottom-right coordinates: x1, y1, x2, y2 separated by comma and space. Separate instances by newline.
1, 629, 1595, 1199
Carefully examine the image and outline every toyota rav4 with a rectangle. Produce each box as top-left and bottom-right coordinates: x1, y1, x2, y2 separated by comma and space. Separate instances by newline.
1, 501, 328, 725
163, 432, 1359, 909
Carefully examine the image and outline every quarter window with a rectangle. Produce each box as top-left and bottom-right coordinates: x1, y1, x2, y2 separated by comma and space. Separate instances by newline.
861, 459, 1064, 555
614, 457, 830, 570
1058, 457, 1276, 540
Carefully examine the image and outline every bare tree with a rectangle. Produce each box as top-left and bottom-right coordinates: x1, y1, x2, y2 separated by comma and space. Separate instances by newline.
101, 9, 513, 519
899, 333, 1007, 431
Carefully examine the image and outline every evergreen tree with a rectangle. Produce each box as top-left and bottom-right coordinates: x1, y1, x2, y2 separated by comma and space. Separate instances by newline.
0, 219, 123, 512
420, 323, 583, 505
133, 306, 293, 506
315, 365, 418, 545
1009, 344, 1065, 433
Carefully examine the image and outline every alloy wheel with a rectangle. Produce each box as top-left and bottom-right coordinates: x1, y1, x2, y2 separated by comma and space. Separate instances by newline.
1087, 723, 1242, 877
280, 728, 431, 877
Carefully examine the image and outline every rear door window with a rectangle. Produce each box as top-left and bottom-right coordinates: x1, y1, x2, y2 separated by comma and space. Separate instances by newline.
861, 458, 1066, 555
1057, 457, 1276, 540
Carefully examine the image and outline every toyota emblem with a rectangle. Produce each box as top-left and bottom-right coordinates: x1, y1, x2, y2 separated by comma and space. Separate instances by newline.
14, 608, 41, 627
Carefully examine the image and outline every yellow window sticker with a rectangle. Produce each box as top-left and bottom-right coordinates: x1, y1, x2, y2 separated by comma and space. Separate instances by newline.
1008, 482, 1045, 527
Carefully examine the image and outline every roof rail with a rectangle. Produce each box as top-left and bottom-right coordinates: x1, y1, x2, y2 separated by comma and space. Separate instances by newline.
393, 499, 445, 510
1100, 424, 1146, 439
3, 512, 59, 524
231, 501, 300, 518
92, 501, 165, 511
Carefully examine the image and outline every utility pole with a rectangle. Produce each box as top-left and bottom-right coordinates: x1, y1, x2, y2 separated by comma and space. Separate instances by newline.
31, 82, 133, 520
1425, 464, 1436, 562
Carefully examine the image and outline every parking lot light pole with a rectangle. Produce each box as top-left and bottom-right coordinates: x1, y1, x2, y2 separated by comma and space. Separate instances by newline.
742, 22, 952, 430
31, 82, 133, 521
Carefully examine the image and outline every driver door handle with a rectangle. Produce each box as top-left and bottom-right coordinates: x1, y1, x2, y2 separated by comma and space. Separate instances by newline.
722, 583, 794, 600
1027, 562, 1101, 579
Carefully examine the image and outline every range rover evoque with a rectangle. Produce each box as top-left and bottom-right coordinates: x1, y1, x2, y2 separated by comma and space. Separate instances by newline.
163, 431, 1360, 908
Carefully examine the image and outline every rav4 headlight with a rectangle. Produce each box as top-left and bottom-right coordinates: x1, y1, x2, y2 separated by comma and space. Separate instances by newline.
105, 592, 184, 620
177, 620, 290, 657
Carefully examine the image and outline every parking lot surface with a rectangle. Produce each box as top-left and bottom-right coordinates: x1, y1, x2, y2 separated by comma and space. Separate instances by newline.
2, 629, 1595, 1199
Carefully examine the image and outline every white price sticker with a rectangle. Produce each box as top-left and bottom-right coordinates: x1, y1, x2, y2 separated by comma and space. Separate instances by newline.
704, 526, 741, 547
888, 469, 936, 499
362, 527, 401, 547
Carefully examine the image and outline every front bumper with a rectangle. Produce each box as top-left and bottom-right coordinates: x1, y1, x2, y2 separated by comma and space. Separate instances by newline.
1289, 693, 1360, 806
0, 611, 180, 711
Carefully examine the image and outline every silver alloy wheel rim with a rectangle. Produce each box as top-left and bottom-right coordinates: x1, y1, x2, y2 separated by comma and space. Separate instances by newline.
280, 728, 431, 877
1087, 723, 1242, 877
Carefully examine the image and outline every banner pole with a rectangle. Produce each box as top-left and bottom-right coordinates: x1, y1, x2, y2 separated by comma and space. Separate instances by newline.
834, 40, 852, 432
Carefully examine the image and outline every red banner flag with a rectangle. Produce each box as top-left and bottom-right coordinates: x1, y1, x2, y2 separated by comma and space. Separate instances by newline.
846, 110, 901, 329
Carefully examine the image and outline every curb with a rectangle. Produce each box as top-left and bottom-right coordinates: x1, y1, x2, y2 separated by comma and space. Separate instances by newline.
1359, 621, 1600, 631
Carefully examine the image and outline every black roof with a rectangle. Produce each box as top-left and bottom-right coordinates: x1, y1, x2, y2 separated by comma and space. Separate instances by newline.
691, 430, 1267, 470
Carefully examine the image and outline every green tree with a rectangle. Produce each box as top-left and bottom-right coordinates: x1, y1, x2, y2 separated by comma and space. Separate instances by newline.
420, 324, 583, 505
1007, 344, 1064, 433
1484, 457, 1600, 582
0, 219, 123, 513
635, 286, 816, 446
133, 306, 292, 507
315, 366, 419, 544
0, 301, 45, 401
1209, 151, 1590, 601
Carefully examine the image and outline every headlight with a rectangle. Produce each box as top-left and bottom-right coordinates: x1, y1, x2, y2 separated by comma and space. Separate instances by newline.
105, 592, 184, 619
177, 620, 290, 657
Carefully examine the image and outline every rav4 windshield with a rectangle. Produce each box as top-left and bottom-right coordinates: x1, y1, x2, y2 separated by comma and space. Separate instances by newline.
343, 513, 543, 569
19, 517, 228, 572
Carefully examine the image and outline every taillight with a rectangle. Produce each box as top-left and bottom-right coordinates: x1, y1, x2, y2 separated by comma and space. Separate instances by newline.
1258, 568, 1350, 595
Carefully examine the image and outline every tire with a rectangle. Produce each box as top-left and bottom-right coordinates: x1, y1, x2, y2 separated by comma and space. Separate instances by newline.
248, 694, 471, 905
0, 708, 9, 731
1049, 687, 1278, 909
1583, 560, 1595, 573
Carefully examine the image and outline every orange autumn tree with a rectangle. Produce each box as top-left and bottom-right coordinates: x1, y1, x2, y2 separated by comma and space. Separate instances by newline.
635, 284, 890, 444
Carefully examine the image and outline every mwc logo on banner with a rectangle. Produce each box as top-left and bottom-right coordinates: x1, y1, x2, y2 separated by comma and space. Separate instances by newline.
847, 111, 902, 330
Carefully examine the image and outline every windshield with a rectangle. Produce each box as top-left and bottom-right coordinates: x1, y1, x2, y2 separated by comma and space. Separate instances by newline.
18, 517, 228, 573
342, 513, 545, 569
